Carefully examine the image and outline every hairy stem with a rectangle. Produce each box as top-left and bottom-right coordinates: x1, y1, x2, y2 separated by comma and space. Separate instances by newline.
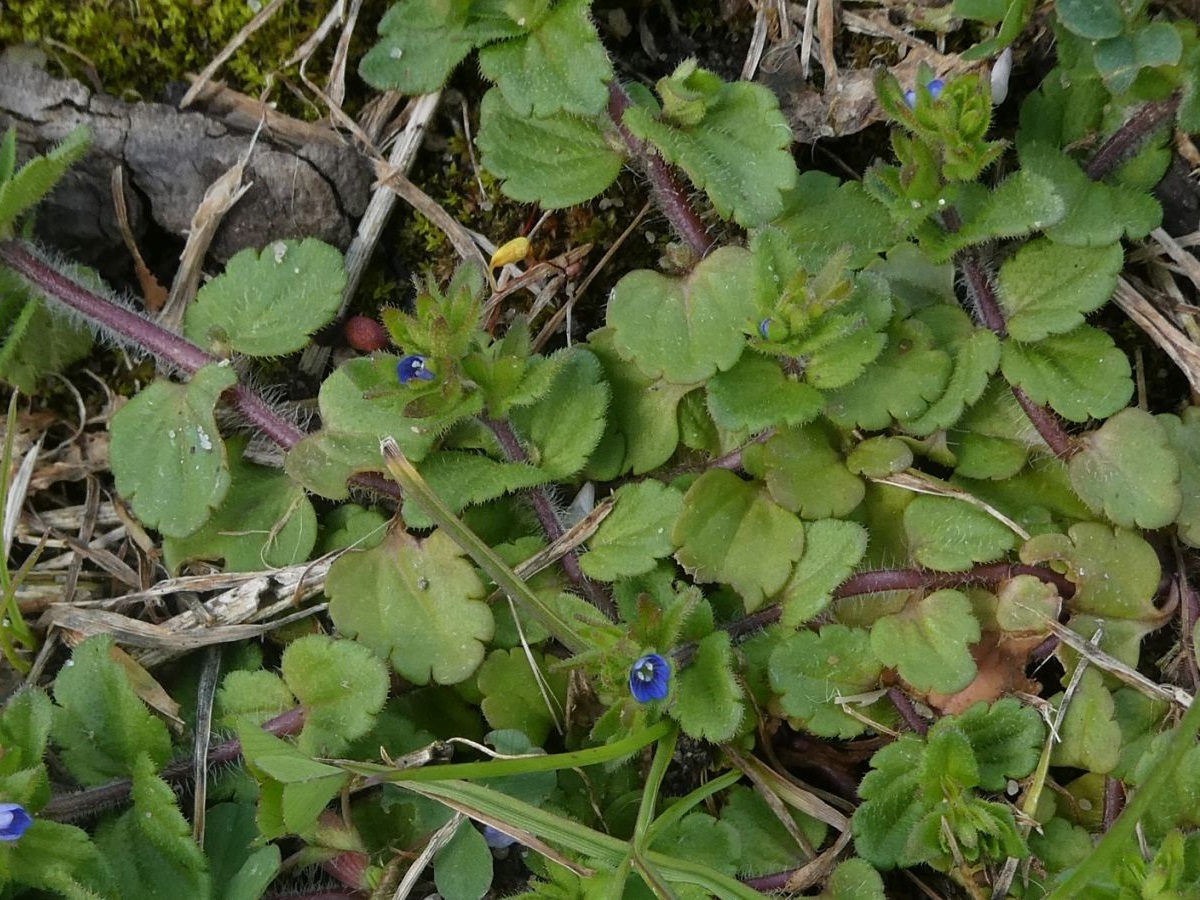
1085, 94, 1181, 182
483, 417, 616, 620
608, 82, 716, 259
40, 706, 306, 824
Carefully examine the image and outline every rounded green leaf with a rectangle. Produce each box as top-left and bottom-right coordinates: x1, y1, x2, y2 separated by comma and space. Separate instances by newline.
870, 589, 981, 694
580, 480, 684, 581
903, 495, 1017, 572
434, 820, 493, 900
607, 246, 756, 384
1050, 668, 1121, 773
1055, 0, 1126, 42
1159, 409, 1200, 547
1000, 325, 1132, 422
744, 425, 865, 520
477, 649, 567, 747
778, 519, 869, 627
998, 240, 1123, 342
673, 469, 805, 612
282, 635, 389, 756
327, 528, 494, 685
672, 631, 746, 742
769, 625, 883, 738
184, 239, 345, 357
1067, 408, 1182, 528
706, 353, 824, 434
110, 363, 236, 538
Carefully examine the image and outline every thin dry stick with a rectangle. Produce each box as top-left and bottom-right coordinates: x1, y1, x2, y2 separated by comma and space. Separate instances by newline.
179, 0, 289, 108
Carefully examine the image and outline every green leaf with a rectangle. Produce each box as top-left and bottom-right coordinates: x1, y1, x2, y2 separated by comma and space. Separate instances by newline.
585, 328, 693, 477
778, 519, 869, 627
1000, 325, 1132, 422
217, 670, 295, 729
434, 819, 494, 900
870, 590, 981, 694
718, 785, 827, 877
997, 239, 1123, 342
282, 635, 390, 757
673, 469, 805, 612
706, 353, 824, 433
824, 857, 886, 899
327, 527, 493, 685
902, 315, 1001, 437
1051, 668, 1121, 773
237, 726, 347, 838
903, 495, 1016, 571
607, 246, 756, 384
1067, 407, 1182, 529
622, 63, 796, 226
184, 239, 344, 357
94, 756, 210, 899
162, 441, 317, 573
943, 698, 1045, 791
580, 481, 684, 581
770, 625, 884, 738
1020, 523, 1161, 620
0, 688, 52, 777
651, 811, 742, 876
402, 450, 550, 529
671, 631, 745, 742
1159, 409, 1200, 547
0, 125, 90, 235
3, 818, 114, 897
744, 425, 865, 520
205, 803, 281, 900
477, 88, 624, 208
478, 0, 611, 117
110, 362, 237, 538
509, 348, 608, 478
477, 648, 567, 746
1055, 0, 1125, 40
0, 268, 93, 393
852, 737, 930, 868
358, 0, 515, 93
52, 635, 172, 785
847, 436, 914, 478
824, 317, 953, 430
934, 171, 1066, 259
947, 380, 1033, 479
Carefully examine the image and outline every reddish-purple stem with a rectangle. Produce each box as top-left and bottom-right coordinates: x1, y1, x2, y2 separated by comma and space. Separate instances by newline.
1010, 386, 1076, 458
608, 82, 716, 258
888, 687, 929, 735
40, 706, 306, 823
1085, 95, 1181, 182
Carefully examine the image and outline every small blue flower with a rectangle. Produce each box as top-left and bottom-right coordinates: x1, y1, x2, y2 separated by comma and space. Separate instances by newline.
758, 318, 772, 339
482, 825, 518, 849
0, 803, 32, 842
396, 354, 436, 384
629, 653, 671, 703
903, 78, 946, 109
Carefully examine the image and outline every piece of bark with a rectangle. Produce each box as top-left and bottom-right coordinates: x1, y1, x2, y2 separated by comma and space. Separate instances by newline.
0, 49, 371, 267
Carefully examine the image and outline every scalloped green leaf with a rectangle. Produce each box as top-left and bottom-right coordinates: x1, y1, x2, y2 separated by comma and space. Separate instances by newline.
326, 527, 494, 685
825, 317, 953, 430
871, 589, 981, 693
1067, 408, 1182, 529
718, 785, 828, 878
184, 239, 345, 357
743, 424, 865, 520
51, 635, 172, 786
945, 698, 1045, 791
934, 171, 1066, 259
478, 0, 611, 117
997, 239, 1123, 342
509, 348, 608, 478
1056, 0, 1125, 39
847, 436, 914, 478
0, 125, 90, 235
903, 495, 1017, 571
402, 451, 550, 529
622, 66, 796, 226
671, 631, 746, 742
1050, 668, 1121, 773
580, 480, 684, 581
672, 469, 805, 612
477, 648, 567, 746
779, 519, 869, 627
282, 635, 390, 757
852, 737, 930, 869
903, 309, 1001, 436
825, 858, 887, 899
477, 88, 624, 208
607, 246, 756, 384
95, 756, 210, 899
1000, 325, 1132, 422
1020, 523, 1161, 620
770, 625, 883, 738
706, 352, 824, 434
110, 362, 236, 539
1159, 408, 1200, 547
163, 441, 317, 573
948, 380, 1033, 480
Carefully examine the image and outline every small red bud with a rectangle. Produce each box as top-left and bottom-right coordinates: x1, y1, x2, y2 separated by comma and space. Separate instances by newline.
344, 315, 388, 352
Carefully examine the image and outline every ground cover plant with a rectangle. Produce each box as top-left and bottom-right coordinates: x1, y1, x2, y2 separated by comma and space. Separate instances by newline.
2, 0, 1200, 896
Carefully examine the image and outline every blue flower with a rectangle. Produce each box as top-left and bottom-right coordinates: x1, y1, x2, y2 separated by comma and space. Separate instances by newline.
0, 803, 32, 842
629, 653, 671, 703
396, 354, 436, 384
904, 78, 945, 108
758, 318, 772, 339
482, 825, 518, 849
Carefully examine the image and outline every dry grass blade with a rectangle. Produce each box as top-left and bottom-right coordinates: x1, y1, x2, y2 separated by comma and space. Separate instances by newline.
872, 470, 1031, 540
1112, 276, 1200, 396
179, 0, 289, 109
111, 166, 167, 311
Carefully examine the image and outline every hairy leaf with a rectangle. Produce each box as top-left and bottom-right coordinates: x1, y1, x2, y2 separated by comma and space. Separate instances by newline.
1000, 325, 1132, 422
282, 635, 389, 757
706, 353, 824, 434
778, 519, 869, 626
903, 495, 1016, 571
770, 625, 883, 738
672, 631, 745, 742
580, 480, 684, 581
744, 425, 865, 520
998, 239, 1123, 342
509, 348, 608, 478
0, 125, 90, 235
943, 698, 1045, 791
1051, 668, 1121, 773
871, 590, 981, 693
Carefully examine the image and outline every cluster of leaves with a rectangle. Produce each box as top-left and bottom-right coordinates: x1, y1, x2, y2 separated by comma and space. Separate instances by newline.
3, 0, 1200, 897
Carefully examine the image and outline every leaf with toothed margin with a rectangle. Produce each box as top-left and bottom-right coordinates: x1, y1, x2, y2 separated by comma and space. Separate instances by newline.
672, 632, 746, 743
769, 625, 884, 738
580, 481, 684, 581
110, 363, 236, 539
778, 519, 869, 626
743, 424, 865, 520
903, 495, 1017, 572
706, 353, 824, 434
997, 239, 1124, 342
1000, 325, 1132, 423
870, 590, 981, 694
